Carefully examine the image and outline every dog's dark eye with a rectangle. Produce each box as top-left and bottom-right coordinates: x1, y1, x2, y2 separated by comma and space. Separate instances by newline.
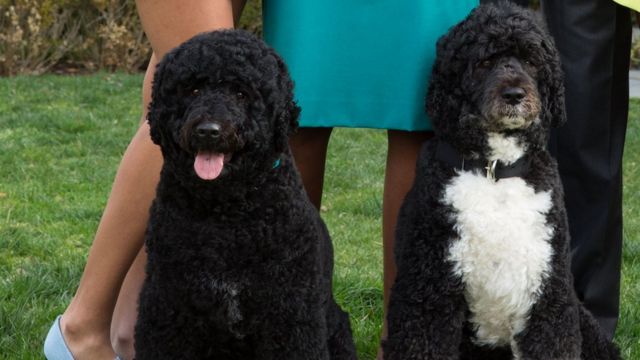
191, 88, 200, 96
479, 59, 493, 68
236, 91, 246, 100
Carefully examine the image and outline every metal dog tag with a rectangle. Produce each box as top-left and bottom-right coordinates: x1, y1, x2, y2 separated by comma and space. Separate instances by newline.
486, 160, 498, 181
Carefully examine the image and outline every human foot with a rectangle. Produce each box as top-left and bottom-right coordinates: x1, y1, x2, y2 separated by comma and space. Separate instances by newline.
48, 315, 119, 360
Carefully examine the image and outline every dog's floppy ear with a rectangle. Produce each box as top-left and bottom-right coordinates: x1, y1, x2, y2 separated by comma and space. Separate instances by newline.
273, 100, 300, 154
426, 23, 468, 138
272, 55, 300, 154
147, 77, 164, 146
147, 53, 177, 147
147, 45, 190, 151
427, 64, 460, 138
537, 34, 566, 128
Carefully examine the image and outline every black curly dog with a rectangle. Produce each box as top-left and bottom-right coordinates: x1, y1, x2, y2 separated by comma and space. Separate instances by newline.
384, 4, 620, 360
133, 30, 356, 360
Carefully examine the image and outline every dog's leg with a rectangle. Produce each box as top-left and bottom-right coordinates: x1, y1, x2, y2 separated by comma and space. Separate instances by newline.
511, 271, 582, 360
134, 282, 206, 360
255, 308, 330, 360
326, 298, 357, 360
252, 280, 332, 360
383, 268, 466, 360
502, 192, 583, 360
383, 214, 468, 357
383, 184, 468, 360
459, 324, 513, 360
577, 305, 621, 360
315, 218, 357, 360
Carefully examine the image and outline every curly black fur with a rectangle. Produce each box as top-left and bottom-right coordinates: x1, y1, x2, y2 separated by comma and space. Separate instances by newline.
384, 3, 620, 359
427, 2, 565, 156
134, 30, 356, 360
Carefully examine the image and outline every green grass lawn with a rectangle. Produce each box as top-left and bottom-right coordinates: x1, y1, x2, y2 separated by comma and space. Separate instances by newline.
0, 73, 638, 359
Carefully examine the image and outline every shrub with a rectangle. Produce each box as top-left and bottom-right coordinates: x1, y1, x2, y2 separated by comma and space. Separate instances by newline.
240, 0, 262, 36
632, 37, 640, 68
0, 0, 262, 75
0, 0, 151, 75
84, 1, 150, 72
0, 0, 83, 75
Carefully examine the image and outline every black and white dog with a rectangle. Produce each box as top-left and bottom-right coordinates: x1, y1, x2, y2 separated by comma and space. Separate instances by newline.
384, 4, 620, 360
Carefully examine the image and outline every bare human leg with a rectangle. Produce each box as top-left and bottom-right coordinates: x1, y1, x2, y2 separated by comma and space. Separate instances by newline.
290, 126, 431, 360
378, 129, 432, 360
288, 127, 334, 208
60, 117, 162, 360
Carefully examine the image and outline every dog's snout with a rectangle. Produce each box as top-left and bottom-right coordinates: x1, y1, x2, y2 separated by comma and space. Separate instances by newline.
501, 87, 526, 105
196, 122, 221, 139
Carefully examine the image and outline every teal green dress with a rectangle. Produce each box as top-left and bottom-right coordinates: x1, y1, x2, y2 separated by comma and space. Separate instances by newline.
263, 1, 478, 131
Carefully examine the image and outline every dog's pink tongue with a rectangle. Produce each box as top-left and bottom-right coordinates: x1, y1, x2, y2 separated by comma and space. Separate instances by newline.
194, 151, 224, 180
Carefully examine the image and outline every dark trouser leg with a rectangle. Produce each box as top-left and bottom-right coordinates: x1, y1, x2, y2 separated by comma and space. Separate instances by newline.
542, 0, 630, 339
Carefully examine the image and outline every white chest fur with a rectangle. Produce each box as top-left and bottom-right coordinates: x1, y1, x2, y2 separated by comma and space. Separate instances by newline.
443, 168, 554, 349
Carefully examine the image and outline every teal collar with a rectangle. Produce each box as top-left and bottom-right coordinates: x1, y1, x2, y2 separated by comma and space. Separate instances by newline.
272, 158, 281, 169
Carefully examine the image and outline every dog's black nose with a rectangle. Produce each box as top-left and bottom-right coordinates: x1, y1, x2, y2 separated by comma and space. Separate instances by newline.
196, 122, 221, 139
501, 87, 526, 105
